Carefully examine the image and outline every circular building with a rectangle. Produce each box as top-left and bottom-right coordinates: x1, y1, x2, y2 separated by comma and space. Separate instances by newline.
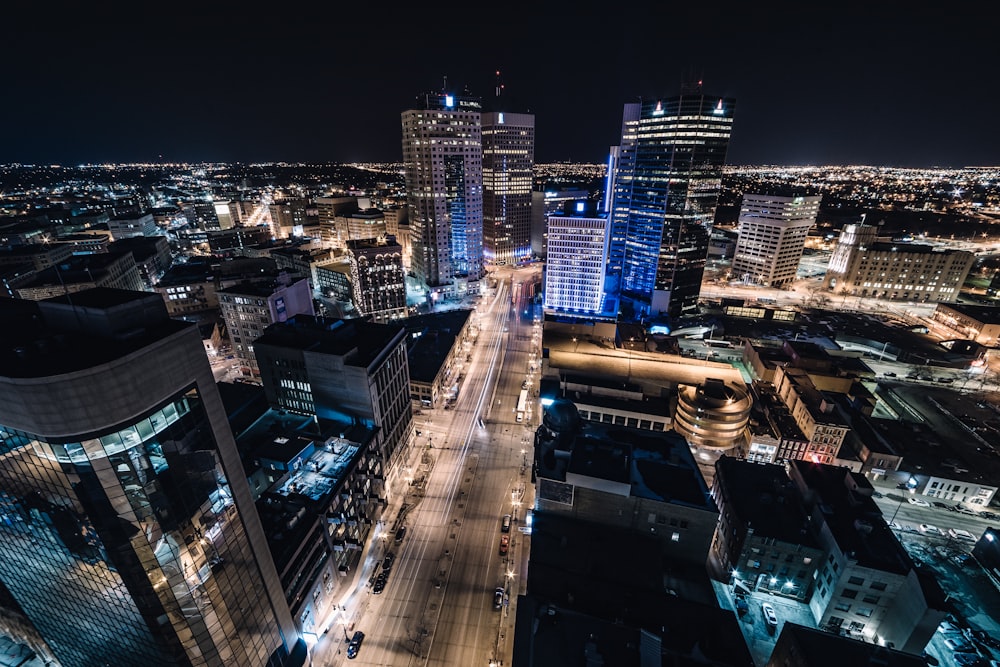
673, 378, 752, 458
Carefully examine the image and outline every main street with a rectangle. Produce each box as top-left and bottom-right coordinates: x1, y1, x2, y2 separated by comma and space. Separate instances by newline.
317, 265, 541, 667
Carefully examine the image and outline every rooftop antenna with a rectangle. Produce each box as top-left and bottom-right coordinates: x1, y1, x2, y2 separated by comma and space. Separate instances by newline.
443, 75, 448, 92
495, 69, 504, 100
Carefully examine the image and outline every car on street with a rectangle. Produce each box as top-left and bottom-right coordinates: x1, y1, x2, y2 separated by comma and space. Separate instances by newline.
918, 523, 940, 534
952, 651, 984, 666
501, 514, 512, 533
382, 552, 395, 571
373, 573, 387, 594
499, 534, 510, 555
949, 528, 977, 543
944, 637, 975, 653
394, 526, 406, 543
909, 497, 931, 507
347, 631, 365, 659
493, 587, 505, 609
761, 602, 778, 633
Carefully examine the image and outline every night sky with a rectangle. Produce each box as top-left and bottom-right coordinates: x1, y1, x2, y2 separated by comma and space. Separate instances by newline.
3, 3, 997, 168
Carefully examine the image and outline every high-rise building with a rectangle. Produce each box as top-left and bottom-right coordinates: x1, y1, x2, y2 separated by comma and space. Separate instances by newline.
608, 81, 736, 322
0, 289, 301, 667
401, 90, 484, 300
731, 193, 821, 287
543, 202, 610, 315
482, 111, 534, 266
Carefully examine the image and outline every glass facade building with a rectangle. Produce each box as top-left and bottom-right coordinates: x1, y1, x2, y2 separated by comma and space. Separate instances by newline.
608, 82, 735, 321
482, 111, 535, 266
0, 289, 300, 667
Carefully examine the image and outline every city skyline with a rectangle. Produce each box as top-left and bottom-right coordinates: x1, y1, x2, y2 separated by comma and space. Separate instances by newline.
3, 4, 998, 168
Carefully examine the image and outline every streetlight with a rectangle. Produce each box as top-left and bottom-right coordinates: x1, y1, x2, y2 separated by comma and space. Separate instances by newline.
889, 488, 914, 526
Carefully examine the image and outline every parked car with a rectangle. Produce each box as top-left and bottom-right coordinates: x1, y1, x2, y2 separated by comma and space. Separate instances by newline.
949, 528, 977, 543
347, 631, 365, 659
909, 497, 931, 507
493, 587, 505, 609
382, 552, 395, 571
884, 372, 897, 377
918, 523, 940, 535
943, 637, 975, 652
499, 534, 510, 555
501, 514, 512, 533
761, 602, 778, 633
394, 526, 407, 543
952, 651, 984, 666
734, 596, 749, 617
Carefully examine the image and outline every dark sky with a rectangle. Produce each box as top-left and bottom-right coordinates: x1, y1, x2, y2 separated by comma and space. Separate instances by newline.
3, 3, 997, 168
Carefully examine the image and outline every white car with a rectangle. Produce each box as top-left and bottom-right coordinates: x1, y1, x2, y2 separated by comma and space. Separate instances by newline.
761, 602, 778, 633
918, 523, 940, 535
908, 497, 931, 507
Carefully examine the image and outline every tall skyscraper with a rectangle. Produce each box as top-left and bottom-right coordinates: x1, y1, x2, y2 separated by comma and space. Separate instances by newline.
0, 289, 301, 667
731, 193, 821, 287
401, 90, 484, 301
608, 81, 735, 322
481, 110, 534, 266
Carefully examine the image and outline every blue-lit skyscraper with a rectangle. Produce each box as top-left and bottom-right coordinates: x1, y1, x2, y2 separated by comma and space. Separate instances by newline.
401, 90, 484, 301
608, 80, 736, 322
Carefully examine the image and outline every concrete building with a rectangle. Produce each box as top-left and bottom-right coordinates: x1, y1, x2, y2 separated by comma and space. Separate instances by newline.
107, 211, 160, 239
767, 623, 929, 667
14, 249, 145, 300
268, 197, 310, 238
346, 235, 406, 322
252, 315, 413, 475
237, 411, 385, 641
217, 272, 315, 379
402, 309, 476, 408
732, 193, 821, 287
824, 223, 974, 302
931, 302, 1000, 346
401, 90, 484, 300
543, 204, 611, 315
109, 234, 173, 287
482, 111, 534, 266
672, 378, 752, 461
533, 398, 719, 567
788, 461, 947, 652
709, 458, 825, 600
0, 289, 303, 667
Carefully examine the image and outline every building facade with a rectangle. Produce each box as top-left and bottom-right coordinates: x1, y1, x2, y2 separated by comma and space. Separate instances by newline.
481, 111, 534, 266
253, 315, 413, 474
346, 235, 407, 322
732, 193, 821, 287
401, 91, 484, 299
543, 206, 610, 314
217, 273, 315, 380
824, 223, 974, 302
608, 82, 736, 321
0, 289, 301, 667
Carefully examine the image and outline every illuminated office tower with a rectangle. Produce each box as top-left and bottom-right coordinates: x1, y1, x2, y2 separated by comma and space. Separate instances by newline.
609, 81, 735, 321
482, 111, 534, 266
401, 90, 484, 301
0, 289, 301, 667
543, 202, 610, 315
731, 193, 821, 287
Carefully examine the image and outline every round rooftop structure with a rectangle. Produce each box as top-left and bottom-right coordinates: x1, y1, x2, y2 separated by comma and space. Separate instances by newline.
673, 378, 752, 454
542, 397, 581, 435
